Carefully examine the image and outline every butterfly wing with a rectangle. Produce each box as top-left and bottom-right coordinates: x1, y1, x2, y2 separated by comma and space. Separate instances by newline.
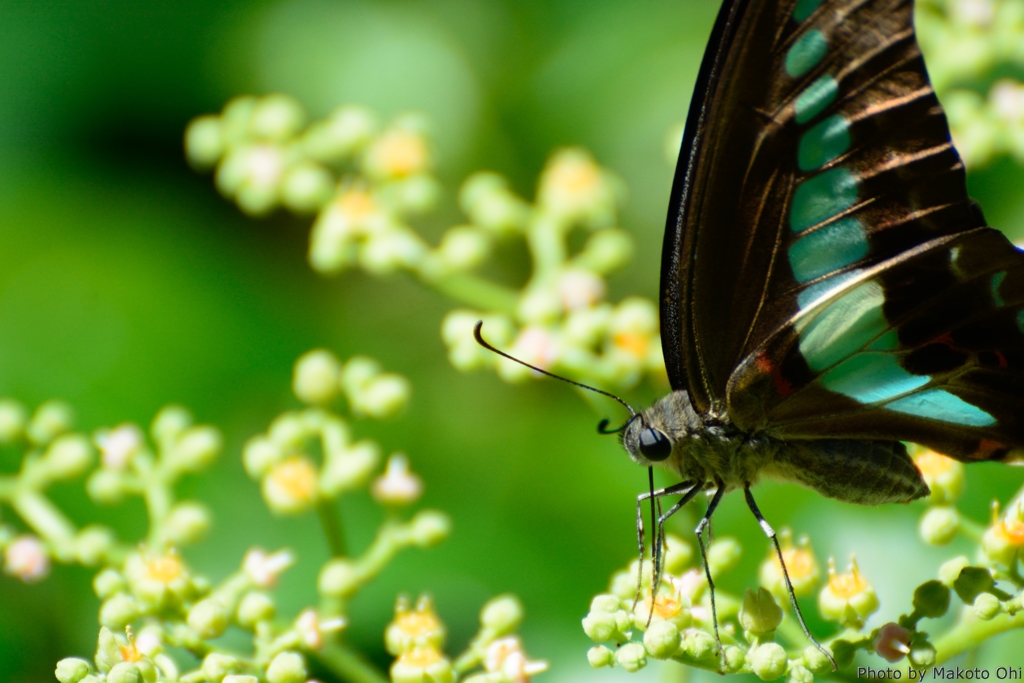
663, 0, 1024, 459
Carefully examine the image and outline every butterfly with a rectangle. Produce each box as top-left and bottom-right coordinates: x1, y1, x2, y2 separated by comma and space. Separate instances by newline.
617, 0, 1024, 666
476, 0, 1024, 669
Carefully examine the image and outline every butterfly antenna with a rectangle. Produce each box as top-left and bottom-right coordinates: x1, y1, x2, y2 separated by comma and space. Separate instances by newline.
473, 321, 637, 418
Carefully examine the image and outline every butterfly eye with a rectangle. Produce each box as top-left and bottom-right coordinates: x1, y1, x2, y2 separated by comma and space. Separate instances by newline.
638, 427, 672, 461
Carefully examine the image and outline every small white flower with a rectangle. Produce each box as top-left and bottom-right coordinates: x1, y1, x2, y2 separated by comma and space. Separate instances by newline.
246, 145, 285, 189
954, 0, 994, 26
243, 548, 295, 588
5, 535, 50, 582
95, 424, 144, 470
991, 80, 1024, 122
484, 637, 548, 683
372, 453, 423, 505
558, 269, 606, 311
295, 608, 348, 650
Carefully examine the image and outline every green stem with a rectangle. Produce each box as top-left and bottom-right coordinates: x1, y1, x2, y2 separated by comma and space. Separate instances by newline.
959, 516, 985, 543
11, 489, 77, 555
428, 273, 518, 314
317, 499, 348, 557
315, 643, 389, 683
932, 607, 1024, 664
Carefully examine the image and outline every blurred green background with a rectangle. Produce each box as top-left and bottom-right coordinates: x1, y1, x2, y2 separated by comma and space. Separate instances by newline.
3, 1, 1024, 681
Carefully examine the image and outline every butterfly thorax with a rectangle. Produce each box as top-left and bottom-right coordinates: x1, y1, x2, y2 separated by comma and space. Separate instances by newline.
623, 390, 781, 492
623, 390, 930, 505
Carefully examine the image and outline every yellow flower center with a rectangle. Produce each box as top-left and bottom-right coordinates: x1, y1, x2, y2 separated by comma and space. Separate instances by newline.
396, 610, 442, 637
999, 516, 1024, 545
374, 132, 428, 177
914, 450, 956, 477
337, 190, 376, 220
143, 553, 184, 584
549, 158, 599, 196
400, 646, 442, 667
829, 568, 868, 599
613, 332, 648, 357
653, 593, 682, 619
270, 457, 318, 503
779, 548, 815, 580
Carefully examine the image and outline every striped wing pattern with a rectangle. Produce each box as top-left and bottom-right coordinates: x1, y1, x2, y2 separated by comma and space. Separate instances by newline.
663, 0, 1024, 461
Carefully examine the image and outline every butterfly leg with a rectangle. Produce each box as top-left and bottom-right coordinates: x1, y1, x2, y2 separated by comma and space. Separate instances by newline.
694, 484, 726, 658
633, 480, 699, 613
743, 487, 838, 671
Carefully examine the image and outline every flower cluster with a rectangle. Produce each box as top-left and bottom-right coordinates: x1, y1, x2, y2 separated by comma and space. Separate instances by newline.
187, 99, 666, 395
916, 0, 1024, 167
385, 594, 547, 683
580, 525, 974, 680
4, 353, 540, 683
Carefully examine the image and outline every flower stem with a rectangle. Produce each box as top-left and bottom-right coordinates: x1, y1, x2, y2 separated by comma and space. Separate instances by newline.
426, 273, 518, 314
932, 608, 1024, 663
316, 499, 347, 557
315, 642, 389, 683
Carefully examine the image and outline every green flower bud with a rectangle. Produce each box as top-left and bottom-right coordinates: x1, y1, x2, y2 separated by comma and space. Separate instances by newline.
302, 105, 377, 161
281, 162, 334, 213
954, 566, 1005, 604
151, 405, 192, 446
188, 598, 230, 639
614, 643, 647, 673
266, 651, 307, 683
437, 226, 490, 272
663, 534, 693, 574
250, 94, 305, 142
55, 658, 92, 683
788, 664, 813, 683
359, 228, 428, 274
516, 289, 561, 324
750, 642, 788, 681
93, 568, 126, 599
293, 349, 343, 404
740, 587, 783, 635
721, 646, 746, 674
318, 558, 363, 599
587, 645, 614, 668
643, 620, 681, 659
320, 440, 379, 495
223, 676, 259, 683
220, 96, 256, 145
390, 651, 454, 683
237, 591, 276, 628
202, 653, 240, 681
919, 506, 960, 545
575, 228, 633, 274
185, 115, 224, 169
913, 580, 951, 619
341, 356, 381, 394
908, 640, 937, 669
99, 594, 140, 629
410, 510, 452, 547
0, 398, 27, 442
582, 609, 624, 643
480, 594, 524, 634
169, 425, 222, 473
242, 436, 283, 478
680, 629, 717, 660
707, 537, 742, 577
803, 644, 833, 675
28, 400, 74, 445
352, 374, 411, 418
95, 627, 122, 672
974, 592, 1002, 620
459, 172, 529, 234
163, 501, 212, 546
379, 174, 441, 214
938, 556, 970, 587
829, 640, 857, 669
107, 662, 142, 683
86, 469, 132, 504
44, 434, 94, 480
236, 179, 280, 216
75, 525, 117, 567
608, 569, 637, 600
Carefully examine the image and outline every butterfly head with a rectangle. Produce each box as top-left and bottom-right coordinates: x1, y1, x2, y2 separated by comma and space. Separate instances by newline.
621, 390, 705, 469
